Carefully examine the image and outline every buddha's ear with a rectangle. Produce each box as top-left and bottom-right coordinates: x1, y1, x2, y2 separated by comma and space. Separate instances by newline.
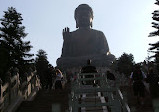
90, 22, 93, 28
76, 22, 79, 28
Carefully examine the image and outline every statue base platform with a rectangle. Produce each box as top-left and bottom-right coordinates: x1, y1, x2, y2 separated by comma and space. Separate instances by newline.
56, 54, 115, 70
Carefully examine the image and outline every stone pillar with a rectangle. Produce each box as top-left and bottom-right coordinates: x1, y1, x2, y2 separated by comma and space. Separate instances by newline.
14, 68, 20, 96
6, 72, 11, 104
28, 67, 33, 76
0, 78, 3, 100
0, 78, 2, 112
13, 67, 19, 76
19, 77, 22, 96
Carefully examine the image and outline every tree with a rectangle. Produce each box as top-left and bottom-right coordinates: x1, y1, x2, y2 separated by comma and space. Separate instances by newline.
35, 49, 49, 71
0, 7, 33, 78
35, 49, 55, 88
0, 47, 10, 81
148, 0, 159, 72
116, 53, 135, 77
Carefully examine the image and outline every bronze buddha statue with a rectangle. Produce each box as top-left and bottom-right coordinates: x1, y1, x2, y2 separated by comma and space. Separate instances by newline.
57, 4, 115, 69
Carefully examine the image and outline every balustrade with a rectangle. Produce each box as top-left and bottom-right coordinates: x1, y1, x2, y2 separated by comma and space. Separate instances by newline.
0, 68, 40, 112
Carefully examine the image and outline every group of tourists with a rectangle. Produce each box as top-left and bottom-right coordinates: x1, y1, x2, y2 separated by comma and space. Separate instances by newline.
40, 58, 159, 111
79, 59, 159, 110
80, 59, 159, 111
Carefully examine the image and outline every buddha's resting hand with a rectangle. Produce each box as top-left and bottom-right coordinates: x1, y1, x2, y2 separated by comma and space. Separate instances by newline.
63, 27, 71, 40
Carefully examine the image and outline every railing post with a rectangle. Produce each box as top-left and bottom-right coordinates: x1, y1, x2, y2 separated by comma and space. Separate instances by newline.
23, 72, 28, 99
28, 67, 33, 76
6, 72, 11, 104
0, 78, 2, 112
26, 72, 30, 98
14, 68, 20, 96
0, 78, 2, 100
19, 77, 22, 96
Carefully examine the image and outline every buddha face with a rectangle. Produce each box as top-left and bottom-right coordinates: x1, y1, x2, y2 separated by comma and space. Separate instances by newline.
75, 4, 93, 28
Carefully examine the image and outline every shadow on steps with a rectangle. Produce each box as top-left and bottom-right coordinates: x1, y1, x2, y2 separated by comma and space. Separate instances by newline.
16, 83, 71, 112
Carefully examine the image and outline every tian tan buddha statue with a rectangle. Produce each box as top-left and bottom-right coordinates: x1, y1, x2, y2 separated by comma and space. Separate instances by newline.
56, 4, 115, 69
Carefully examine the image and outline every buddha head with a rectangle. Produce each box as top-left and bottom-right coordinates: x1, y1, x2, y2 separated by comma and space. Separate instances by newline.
75, 4, 93, 28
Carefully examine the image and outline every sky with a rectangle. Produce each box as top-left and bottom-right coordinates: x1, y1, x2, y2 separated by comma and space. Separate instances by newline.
0, 0, 158, 66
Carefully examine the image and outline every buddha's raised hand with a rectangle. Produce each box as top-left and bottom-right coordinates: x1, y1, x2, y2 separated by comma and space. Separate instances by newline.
62, 27, 71, 40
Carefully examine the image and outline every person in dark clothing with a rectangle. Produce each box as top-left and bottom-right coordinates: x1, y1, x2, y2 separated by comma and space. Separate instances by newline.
55, 69, 63, 90
106, 71, 115, 80
146, 68, 159, 99
106, 70, 116, 87
81, 60, 97, 73
129, 65, 146, 105
45, 66, 55, 90
81, 59, 97, 85
46, 72, 53, 90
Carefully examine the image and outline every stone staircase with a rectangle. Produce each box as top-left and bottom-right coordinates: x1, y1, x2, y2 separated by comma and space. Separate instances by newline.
15, 79, 155, 112
16, 83, 70, 112
120, 86, 154, 112
79, 92, 109, 112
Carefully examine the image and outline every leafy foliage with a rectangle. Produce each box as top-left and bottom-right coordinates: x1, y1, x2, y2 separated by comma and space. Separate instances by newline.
149, 0, 159, 72
35, 49, 55, 88
0, 7, 33, 80
112, 53, 135, 77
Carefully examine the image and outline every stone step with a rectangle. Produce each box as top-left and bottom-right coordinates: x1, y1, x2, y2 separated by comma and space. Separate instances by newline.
120, 86, 154, 112
16, 101, 52, 112
16, 83, 71, 112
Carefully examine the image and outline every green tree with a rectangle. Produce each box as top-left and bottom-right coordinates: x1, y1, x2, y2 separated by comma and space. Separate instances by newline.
0, 7, 33, 78
35, 49, 54, 88
0, 47, 10, 81
35, 49, 49, 72
116, 53, 135, 77
149, 0, 159, 72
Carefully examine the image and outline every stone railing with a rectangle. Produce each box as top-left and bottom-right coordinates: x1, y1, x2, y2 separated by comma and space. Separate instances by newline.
0, 68, 41, 112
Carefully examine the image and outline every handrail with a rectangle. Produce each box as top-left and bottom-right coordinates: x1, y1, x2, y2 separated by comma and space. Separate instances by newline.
0, 68, 41, 112
116, 88, 130, 112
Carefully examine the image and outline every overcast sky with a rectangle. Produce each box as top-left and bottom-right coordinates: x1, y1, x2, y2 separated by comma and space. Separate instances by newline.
0, 0, 158, 66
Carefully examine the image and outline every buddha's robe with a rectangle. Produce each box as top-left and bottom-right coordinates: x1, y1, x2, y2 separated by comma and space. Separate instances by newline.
61, 28, 109, 57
